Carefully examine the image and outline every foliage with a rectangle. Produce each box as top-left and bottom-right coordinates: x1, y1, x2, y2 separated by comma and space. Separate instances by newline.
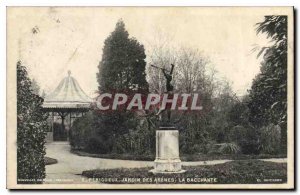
96, 19, 149, 148
248, 16, 287, 152
82, 160, 287, 184
228, 97, 250, 127
30, 79, 40, 95
206, 142, 240, 155
179, 113, 211, 154
208, 83, 237, 143
229, 125, 261, 155
97, 19, 148, 92
85, 136, 112, 154
70, 112, 95, 150
71, 20, 150, 155
147, 46, 222, 154
74, 148, 285, 161
70, 17, 288, 157
17, 61, 48, 184
70, 111, 116, 154
259, 123, 281, 154
71, 110, 156, 155
218, 143, 240, 154
228, 125, 247, 143
112, 118, 156, 155
91, 110, 140, 153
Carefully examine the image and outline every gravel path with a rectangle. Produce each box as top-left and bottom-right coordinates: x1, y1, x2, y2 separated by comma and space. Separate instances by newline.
259, 158, 287, 163
45, 142, 287, 184
45, 142, 153, 184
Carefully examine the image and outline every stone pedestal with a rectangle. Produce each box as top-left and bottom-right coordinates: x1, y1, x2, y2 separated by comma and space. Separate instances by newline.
150, 129, 185, 173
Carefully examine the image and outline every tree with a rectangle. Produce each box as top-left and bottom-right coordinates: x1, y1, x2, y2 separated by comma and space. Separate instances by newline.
93, 20, 149, 153
41, 90, 46, 99
147, 43, 232, 153
97, 19, 148, 92
248, 16, 287, 152
17, 61, 48, 184
228, 95, 250, 127
30, 78, 40, 95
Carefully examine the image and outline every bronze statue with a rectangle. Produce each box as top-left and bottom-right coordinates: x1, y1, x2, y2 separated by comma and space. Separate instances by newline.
150, 64, 175, 127
150, 64, 174, 92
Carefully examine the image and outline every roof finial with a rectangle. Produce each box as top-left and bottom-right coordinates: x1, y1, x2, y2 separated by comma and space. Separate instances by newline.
68, 70, 71, 77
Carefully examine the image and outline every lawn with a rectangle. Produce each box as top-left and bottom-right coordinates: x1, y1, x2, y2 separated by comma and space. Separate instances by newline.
72, 149, 286, 161
82, 160, 287, 184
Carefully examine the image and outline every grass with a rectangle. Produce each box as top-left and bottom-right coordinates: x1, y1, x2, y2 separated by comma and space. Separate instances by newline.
72, 149, 286, 161
45, 156, 58, 165
82, 160, 287, 184
181, 153, 286, 161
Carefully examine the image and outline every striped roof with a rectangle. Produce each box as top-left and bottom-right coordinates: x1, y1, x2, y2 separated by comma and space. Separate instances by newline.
42, 71, 92, 109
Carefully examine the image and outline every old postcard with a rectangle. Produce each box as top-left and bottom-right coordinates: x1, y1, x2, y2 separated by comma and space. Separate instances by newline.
7, 7, 294, 189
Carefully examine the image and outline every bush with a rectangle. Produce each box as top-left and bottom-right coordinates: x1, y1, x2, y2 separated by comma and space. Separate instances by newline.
178, 114, 210, 154
71, 111, 117, 154
17, 62, 48, 184
189, 144, 208, 154
71, 108, 156, 155
70, 111, 94, 150
259, 124, 281, 154
85, 136, 112, 154
229, 125, 260, 155
218, 143, 240, 154
111, 119, 156, 155
207, 142, 240, 155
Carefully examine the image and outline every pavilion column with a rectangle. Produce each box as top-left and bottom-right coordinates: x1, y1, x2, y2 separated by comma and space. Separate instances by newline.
69, 113, 72, 141
61, 114, 65, 128
51, 112, 54, 142
51, 112, 54, 132
69, 113, 72, 126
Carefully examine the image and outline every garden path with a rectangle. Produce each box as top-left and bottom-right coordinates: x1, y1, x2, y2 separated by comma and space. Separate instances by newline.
45, 142, 153, 184
44, 142, 287, 184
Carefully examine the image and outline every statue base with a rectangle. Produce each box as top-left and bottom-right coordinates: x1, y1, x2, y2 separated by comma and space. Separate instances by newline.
149, 129, 185, 174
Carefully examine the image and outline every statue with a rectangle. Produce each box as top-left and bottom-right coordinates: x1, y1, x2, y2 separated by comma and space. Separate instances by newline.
149, 64, 185, 173
162, 64, 174, 92
150, 64, 175, 127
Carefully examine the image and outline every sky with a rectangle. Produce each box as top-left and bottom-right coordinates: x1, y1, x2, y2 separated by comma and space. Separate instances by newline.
8, 7, 276, 97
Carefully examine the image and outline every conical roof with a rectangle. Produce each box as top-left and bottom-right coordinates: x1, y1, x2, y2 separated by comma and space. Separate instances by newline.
42, 71, 92, 109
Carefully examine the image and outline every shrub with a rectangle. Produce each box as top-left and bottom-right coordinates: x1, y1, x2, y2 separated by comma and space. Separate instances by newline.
110, 119, 156, 155
70, 110, 154, 155
17, 62, 48, 184
85, 136, 112, 154
71, 111, 120, 154
228, 125, 247, 143
189, 144, 208, 154
229, 125, 261, 155
259, 124, 281, 154
207, 142, 240, 155
70, 111, 94, 150
218, 143, 240, 154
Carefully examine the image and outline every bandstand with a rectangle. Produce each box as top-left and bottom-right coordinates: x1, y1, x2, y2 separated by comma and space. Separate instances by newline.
42, 71, 93, 142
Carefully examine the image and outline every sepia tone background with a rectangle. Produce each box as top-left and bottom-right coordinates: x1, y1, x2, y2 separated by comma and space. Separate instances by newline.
7, 6, 294, 189
8, 7, 276, 97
